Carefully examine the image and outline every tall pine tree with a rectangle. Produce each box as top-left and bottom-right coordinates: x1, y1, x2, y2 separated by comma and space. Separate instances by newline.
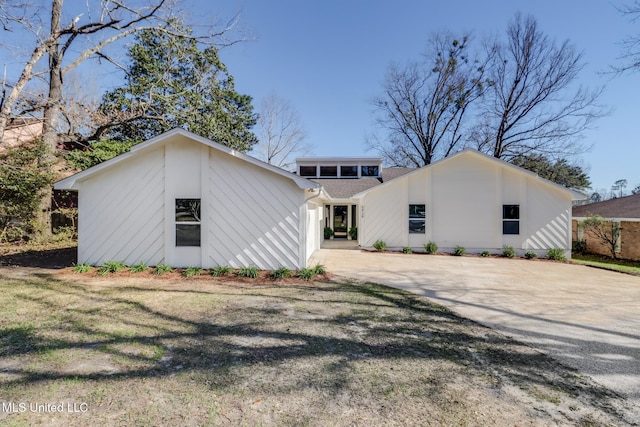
98, 23, 257, 151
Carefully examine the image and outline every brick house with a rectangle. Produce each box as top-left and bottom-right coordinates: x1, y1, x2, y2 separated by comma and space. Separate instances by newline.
572, 193, 640, 260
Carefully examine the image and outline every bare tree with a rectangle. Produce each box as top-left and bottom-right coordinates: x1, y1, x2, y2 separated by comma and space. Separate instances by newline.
254, 94, 310, 170
613, 1, 640, 73
472, 14, 604, 161
0, 0, 239, 234
581, 215, 622, 259
370, 33, 489, 167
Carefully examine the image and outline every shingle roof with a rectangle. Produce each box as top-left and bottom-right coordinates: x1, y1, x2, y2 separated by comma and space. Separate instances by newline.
572, 193, 640, 219
312, 167, 414, 199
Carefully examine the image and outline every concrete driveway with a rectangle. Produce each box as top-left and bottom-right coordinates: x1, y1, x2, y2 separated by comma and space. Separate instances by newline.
310, 249, 640, 417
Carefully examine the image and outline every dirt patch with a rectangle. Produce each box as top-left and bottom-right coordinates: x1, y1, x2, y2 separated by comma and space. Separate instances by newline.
0, 244, 76, 269
0, 269, 633, 426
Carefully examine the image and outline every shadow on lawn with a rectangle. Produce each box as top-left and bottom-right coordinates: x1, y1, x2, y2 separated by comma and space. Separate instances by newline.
0, 272, 629, 423
0, 246, 76, 269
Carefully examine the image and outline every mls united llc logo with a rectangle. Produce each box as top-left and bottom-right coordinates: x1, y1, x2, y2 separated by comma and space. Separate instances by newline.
2, 401, 88, 413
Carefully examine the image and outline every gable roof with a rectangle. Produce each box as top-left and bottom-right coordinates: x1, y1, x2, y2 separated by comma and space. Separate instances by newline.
312, 167, 414, 199
54, 128, 320, 191
572, 193, 640, 219
351, 148, 587, 200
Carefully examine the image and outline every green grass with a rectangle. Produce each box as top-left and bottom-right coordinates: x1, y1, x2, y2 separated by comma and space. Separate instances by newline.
98, 260, 126, 275
152, 264, 173, 275
572, 254, 640, 276
210, 266, 233, 277
296, 267, 317, 280
235, 266, 260, 278
182, 266, 204, 278
72, 263, 92, 273
129, 261, 148, 273
269, 267, 292, 279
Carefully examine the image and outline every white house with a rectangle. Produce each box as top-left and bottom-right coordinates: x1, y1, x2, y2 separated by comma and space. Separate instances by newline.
55, 129, 321, 269
56, 129, 585, 268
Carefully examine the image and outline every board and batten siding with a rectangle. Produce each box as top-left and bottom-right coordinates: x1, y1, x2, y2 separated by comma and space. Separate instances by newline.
359, 151, 574, 256
77, 147, 165, 266
207, 150, 306, 269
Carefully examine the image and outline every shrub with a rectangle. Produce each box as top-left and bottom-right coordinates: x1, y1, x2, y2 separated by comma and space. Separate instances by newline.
129, 261, 148, 273
72, 263, 92, 273
348, 226, 358, 240
480, 250, 491, 257
546, 248, 566, 261
324, 227, 334, 239
424, 241, 438, 254
98, 260, 126, 275
453, 245, 466, 256
312, 264, 326, 275
296, 268, 317, 280
210, 266, 233, 277
236, 266, 260, 278
501, 245, 515, 258
572, 239, 587, 254
153, 264, 173, 275
269, 267, 292, 279
402, 246, 412, 254
373, 240, 387, 252
182, 266, 204, 277
524, 251, 537, 259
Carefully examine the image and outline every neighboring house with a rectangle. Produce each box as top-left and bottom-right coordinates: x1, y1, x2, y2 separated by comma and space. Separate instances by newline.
55, 129, 585, 268
0, 117, 44, 155
572, 194, 640, 260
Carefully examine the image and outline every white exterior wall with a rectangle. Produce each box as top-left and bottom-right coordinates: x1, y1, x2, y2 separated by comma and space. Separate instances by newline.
74, 133, 310, 268
360, 178, 406, 248
77, 147, 165, 266
360, 152, 574, 256
207, 149, 306, 269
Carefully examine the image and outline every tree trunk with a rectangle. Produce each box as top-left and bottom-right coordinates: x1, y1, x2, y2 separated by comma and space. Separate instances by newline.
38, 0, 63, 236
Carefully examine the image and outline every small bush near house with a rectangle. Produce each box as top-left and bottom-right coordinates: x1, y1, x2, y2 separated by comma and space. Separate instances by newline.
373, 240, 387, 252
236, 266, 260, 278
546, 248, 567, 261
269, 267, 292, 279
129, 261, 148, 273
72, 263, 92, 273
572, 239, 587, 254
524, 251, 538, 260
182, 266, 204, 277
402, 246, 412, 254
348, 226, 358, 240
480, 250, 491, 257
424, 241, 438, 254
210, 266, 233, 277
312, 264, 326, 275
296, 268, 317, 280
453, 246, 466, 256
502, 245, 516, 258
98, 260, 126, 275
324, 227, 334, 239
153, 264, 173, 275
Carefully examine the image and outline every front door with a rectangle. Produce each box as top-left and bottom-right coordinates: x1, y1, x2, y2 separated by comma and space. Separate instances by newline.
333, 205, 348, 239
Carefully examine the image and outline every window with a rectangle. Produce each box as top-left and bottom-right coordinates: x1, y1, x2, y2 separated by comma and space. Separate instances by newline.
502, 204, 519, 235
409, 204, 425, 234
299, 166, 316, 177
340, 165, 358, 177
320, 165, 338, 177
176, 199, 201, 246
361, 165, 379, 177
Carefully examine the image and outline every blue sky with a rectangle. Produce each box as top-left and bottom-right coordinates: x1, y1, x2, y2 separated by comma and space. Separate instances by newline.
186, 0, 639, 193
1, 1, 638, 193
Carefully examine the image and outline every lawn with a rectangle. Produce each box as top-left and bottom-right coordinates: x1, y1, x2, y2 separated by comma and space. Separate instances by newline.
0, 268, 626, 426
572, 253, 640, 276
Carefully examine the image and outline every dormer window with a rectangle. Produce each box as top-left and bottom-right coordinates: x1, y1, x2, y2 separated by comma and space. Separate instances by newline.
361, 165, 379, 177
340, 165, 358, 177
299, 166, 316, 177
320, 166, 338, 177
